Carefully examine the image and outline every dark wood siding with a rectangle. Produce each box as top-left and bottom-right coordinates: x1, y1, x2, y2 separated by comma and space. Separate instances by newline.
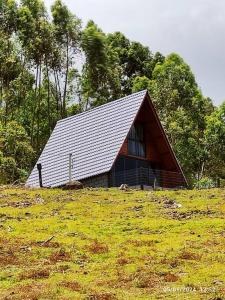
119, 95, 178, 172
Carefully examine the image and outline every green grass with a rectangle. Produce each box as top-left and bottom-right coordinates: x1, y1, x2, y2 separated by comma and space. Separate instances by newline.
0, 186, 225, 299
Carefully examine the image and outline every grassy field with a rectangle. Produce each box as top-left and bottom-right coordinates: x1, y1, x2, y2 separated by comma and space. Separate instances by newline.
0, 186, 225, 300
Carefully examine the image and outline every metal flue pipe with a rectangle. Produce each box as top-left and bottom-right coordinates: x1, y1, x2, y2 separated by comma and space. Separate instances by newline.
37, 163, 43, 187
69, 154, 73, 183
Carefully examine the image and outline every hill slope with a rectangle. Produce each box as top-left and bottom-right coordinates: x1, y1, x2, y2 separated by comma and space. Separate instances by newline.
0, 187, 224, 300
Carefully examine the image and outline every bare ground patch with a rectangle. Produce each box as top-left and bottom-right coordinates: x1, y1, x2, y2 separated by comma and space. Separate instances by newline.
0, 237, 32, 267
87, 240, 109, 254
49, 248, 72, 263
1, 282, 51, 300
19, 267, 51, 280
178, 250, 202, 261
86, 291, 117, 300
60, 280, 82, 291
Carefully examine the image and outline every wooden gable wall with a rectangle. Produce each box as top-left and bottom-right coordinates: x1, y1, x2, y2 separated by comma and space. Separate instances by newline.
119, 94, 181, 173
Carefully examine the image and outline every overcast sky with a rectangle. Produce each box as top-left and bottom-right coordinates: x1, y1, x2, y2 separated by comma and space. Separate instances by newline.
45, 0, 225, 106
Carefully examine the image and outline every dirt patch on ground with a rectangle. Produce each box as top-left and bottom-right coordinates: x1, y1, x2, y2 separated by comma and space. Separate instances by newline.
163, 198, 182, 209
203, 240, 221, 247
160, 258, 180, 268
112, 268, 162, 289
0, 194, 45, 209
109, 270, 133, 289
129, 205, 144, 212
7, 201, 32, 208
56, 264, 71, 273
87, 291, 117, 300
133, 270, 162, 288
60, 281, 82, 291
179, 250, 202, 261
0, 213, 14, 221
112, 267, 180, 290
0, 250, 18, 266
117, 257, 131, 266
19, 267, 51, 280
126, 239, 155, 247
150, 196, 182, 208
1, 282, 50, 300
0, 237, 32, 266
163, 272, 179, 282
49, 248, 71, 263
88, 240, 109, 254
166, 209, 216, 220
32, 238, 60, 248
37, 241, 60, 248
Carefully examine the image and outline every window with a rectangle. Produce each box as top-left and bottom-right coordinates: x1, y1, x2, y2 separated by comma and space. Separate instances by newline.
128, 124, 146, 157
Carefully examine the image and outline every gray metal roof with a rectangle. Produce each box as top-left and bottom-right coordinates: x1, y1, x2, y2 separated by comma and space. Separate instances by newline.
26, 90, 147, 187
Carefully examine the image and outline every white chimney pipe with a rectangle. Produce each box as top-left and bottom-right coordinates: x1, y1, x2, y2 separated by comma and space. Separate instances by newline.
69, 153, 73, 183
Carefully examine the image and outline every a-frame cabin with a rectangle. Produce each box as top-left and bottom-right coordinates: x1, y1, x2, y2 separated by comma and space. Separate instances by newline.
27, 90, 187, 188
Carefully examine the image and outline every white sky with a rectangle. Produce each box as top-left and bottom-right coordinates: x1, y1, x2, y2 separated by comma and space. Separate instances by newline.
45, 0, 225, 105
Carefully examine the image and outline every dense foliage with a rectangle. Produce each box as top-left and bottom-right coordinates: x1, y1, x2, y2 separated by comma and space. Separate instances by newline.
0, 0, 224, 186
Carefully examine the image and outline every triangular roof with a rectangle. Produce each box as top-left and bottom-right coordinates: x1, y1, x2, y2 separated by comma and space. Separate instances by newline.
27, 90, 186, 187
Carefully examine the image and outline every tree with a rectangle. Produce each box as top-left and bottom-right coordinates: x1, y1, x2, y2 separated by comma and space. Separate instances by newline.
205, 102, 225, 181
132, 76, 150, 93
81, 21, 121, 108
0, 121, 34, 183
107, 32, 162, 95
132, 53, 214, 184
17, 0, 46, 148
51, 0, 81, 117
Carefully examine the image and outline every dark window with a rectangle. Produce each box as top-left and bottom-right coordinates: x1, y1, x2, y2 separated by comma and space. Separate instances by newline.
128, 124, 146, 157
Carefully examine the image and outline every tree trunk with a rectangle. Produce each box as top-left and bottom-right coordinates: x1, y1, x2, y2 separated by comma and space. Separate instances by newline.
45, 60, 51, 134
56, 71, 63, 118
53, 70, 59, 118
31, 65, 39, 145
62, 34, 69, 118
36, 63, 42, 151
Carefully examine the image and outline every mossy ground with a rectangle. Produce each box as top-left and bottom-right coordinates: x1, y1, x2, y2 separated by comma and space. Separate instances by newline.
0, 186, 224, 300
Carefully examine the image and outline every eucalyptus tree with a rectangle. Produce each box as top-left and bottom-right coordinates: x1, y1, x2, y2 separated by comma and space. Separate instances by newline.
17, 0, 47, 148
0, 1, 34, 128
51, 0, 81, 118
0, 0, 18, 122
106, 32, 160, 95
81, 21, 121, 109
205, 102, 225, 181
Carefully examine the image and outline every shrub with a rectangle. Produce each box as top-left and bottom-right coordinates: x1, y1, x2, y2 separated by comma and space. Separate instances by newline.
194, 177, 216, 189
0, 121, 34, 183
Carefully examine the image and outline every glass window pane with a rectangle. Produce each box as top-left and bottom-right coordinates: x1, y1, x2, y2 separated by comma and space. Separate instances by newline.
128, 124, 146, 157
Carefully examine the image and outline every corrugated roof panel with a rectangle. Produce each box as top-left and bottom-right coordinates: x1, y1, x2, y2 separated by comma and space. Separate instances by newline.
26, 90, 147, 187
